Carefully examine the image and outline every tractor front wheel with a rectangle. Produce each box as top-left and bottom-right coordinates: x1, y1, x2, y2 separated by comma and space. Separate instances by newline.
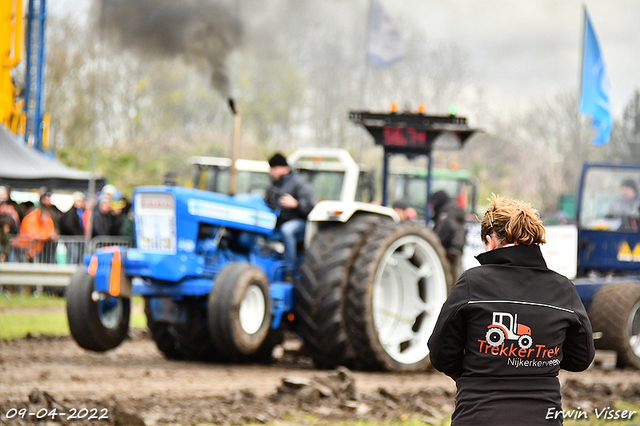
208, 262, 275, 361
588, 282, 640, 369
66, 270, 130, 352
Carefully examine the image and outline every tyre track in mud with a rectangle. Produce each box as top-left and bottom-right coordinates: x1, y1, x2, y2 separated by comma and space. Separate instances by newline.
1, 332, 640, 425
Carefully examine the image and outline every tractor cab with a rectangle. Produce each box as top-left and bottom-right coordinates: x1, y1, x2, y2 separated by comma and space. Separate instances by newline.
189, 156, 271, 197
287, 147, 375, 204
189, 150, 376, 204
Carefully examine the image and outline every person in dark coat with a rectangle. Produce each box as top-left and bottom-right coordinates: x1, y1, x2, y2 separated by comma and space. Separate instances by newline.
0, 185, 25, 221
60, 192, 86, 236
109, 193, 129, 236
428, 195, 594, 426
264, 153, 316, 281
429, 190, 467, 279
92, 196, 113, 238
607, 178, 640, 231
0, 203, 19, 234
0, 215, 12, 262
37, 187, 63, 232
60, 192, 87, 264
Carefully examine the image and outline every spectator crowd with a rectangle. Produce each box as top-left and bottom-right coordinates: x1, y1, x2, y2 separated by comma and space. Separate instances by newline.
0, 184, 134, 264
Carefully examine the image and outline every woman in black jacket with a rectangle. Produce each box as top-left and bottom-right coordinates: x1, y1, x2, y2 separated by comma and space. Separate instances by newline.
428, 195, 595, 426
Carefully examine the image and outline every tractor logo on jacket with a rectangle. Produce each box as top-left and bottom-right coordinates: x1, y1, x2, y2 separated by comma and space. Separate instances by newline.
486, 312, 533, 349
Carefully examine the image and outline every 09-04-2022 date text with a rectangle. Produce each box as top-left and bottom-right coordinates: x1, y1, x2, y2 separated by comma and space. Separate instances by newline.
3, 407, 109, 421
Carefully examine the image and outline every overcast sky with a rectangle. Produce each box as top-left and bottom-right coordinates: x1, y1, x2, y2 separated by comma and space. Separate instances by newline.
385, 0, 640, 118
49, 1, 639, 119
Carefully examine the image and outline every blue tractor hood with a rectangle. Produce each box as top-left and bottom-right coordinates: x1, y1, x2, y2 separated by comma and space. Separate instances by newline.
133, 186, 277, 235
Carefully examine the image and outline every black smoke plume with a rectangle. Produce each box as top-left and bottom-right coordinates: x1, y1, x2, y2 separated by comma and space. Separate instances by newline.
98, 0, 242, 98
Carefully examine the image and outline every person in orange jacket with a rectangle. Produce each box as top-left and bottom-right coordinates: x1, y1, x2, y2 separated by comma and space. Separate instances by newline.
15, 206, 57, 261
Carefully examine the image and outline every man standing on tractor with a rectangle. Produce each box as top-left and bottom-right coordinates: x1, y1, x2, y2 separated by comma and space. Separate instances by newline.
265, 153, 316, 282
429, 190, 467, 279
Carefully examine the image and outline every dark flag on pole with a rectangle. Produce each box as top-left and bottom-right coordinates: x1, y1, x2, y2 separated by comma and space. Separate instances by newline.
367, 0, 403, 68
579, 7, 612, 146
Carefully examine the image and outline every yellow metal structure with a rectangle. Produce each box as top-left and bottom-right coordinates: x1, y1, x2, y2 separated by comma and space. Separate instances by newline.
0, 0, 25, 136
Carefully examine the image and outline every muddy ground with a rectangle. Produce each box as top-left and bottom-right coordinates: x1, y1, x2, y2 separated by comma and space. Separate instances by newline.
2, 330, 640, 425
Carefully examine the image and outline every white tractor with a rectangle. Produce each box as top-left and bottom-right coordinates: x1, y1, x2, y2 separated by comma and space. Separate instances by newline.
185, 109, 476, 371
189, 147, 451, 370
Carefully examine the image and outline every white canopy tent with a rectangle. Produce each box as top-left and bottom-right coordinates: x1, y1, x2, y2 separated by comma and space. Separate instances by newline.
0, 126, 104, 192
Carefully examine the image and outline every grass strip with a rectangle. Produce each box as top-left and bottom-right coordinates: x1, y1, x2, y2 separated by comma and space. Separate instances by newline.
0, 292, 66, 309
0, 295, 147, 340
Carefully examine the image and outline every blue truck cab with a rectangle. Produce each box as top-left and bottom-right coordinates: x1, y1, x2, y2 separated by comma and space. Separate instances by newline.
571, 163, 640, 369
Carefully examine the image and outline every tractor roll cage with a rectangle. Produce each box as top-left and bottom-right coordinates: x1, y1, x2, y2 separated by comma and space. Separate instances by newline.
349, 110, 477, 222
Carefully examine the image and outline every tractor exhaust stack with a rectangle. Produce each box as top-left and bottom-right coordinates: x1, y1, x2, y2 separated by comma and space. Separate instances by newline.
228, 97, 241, 196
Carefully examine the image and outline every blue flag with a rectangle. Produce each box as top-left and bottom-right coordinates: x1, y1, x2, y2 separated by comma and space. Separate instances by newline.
367, 0, 403, 68
579, 8, 612, 145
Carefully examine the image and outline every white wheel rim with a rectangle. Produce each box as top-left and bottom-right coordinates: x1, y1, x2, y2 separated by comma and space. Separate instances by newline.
372, 234, 448, 365
239, 284, 266, 335
629, 300, 640, 358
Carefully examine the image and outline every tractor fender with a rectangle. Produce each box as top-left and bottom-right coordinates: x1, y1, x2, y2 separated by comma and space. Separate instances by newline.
307, 200, 398, 223
517, 324, 532, 336
305, 200, 399, 247
88, 246, 132, 298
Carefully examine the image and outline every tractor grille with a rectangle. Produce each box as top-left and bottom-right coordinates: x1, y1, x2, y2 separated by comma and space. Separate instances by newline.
134, 192, 177, 254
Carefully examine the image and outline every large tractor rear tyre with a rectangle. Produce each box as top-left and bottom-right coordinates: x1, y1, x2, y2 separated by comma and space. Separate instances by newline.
295, 215, 384, 369
208, 262, 275, 361
588, 282, 640, 370
66, 270, 130, 352
145, 297, 222, 362
144, 299, 184, 360
345, 221, 452, 371
171, 320, 222, 362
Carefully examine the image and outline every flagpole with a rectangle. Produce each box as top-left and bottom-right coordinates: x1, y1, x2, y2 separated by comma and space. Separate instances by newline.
357, 0, 373, 164
579, 6, 586, 100
577, 5, 586, 163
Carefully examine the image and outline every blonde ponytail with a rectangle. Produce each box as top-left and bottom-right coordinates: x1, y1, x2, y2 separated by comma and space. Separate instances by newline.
481, 195, 546, 247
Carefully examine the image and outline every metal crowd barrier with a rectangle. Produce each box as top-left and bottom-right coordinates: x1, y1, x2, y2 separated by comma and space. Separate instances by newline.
0, 235, 134, 288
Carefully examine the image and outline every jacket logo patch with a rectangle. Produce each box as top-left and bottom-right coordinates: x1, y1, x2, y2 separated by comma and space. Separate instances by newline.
486, 311, 533, 349
477, 311, 560, 367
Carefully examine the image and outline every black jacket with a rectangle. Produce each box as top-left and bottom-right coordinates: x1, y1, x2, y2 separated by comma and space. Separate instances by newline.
264, 172, 316, 227
92, 208, 112, 238
433, 199, 467, 254
428, 244, 595, 426
60, 207, 84, 236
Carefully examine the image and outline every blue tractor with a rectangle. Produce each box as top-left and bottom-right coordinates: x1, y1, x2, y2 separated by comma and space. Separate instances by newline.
66, 187, 292, 362
66, 111, 477, 371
